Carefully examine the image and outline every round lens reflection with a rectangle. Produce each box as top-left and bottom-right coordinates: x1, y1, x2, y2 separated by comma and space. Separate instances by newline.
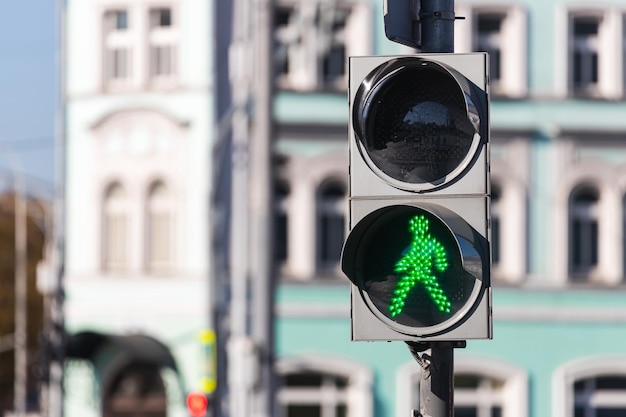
361, 64, 476, 185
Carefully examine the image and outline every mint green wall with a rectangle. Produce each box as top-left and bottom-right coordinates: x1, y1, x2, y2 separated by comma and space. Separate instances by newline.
277, 286, 626, 417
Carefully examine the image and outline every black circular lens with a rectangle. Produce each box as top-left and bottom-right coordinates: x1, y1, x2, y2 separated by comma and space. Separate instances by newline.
356, 60, 477, 185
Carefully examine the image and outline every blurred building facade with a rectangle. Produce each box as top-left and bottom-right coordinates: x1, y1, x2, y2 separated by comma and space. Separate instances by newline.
272, 0, 626, 417
62, 0, 626, 417
62, 0, 217, 415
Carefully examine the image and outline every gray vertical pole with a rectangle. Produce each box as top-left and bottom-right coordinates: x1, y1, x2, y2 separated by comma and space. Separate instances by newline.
250, 0, 275, 415
14, 175, 27, 417
413, 2, 457, 416
418, 344, 454, 417
419, 0, 455, 53
50, 0, 67, 415
228, 0, 253, 415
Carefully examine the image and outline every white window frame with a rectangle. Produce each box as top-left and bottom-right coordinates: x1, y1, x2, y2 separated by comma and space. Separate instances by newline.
553, 356, 626, 417
556, 6, 625, 99
396, 356, 528, 417
274, 0, 371, 92
277, 356, 373, 417
455, 4, 527, 98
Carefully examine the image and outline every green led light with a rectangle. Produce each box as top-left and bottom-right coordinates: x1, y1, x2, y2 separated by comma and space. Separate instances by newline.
390, 215, 452, 317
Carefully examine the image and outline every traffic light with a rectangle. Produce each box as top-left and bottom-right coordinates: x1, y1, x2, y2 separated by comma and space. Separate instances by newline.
342, 53, 491, 342
186, 391, 209, 417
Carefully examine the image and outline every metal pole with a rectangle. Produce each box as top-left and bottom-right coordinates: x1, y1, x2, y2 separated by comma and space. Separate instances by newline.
228, 0, 254, 415
419, 0, 455, 53
420, 344, 453, 417
49, 0, 68, 414
250, 0, 275, 415
14, 175, 28, 417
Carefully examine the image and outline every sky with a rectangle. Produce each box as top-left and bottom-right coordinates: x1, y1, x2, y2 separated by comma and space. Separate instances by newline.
0, 1, 56, 198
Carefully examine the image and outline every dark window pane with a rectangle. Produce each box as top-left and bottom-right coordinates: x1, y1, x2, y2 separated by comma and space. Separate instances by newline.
116, 11, 128, 30
596, 376, 626, 389
321, 215, 344, 262
574, 19, 599, 35
478, 14, 503, 33
455, 374, 481, 389
455, 407, 477, 417
287, 405, 321, 417
285, 373, 323, 387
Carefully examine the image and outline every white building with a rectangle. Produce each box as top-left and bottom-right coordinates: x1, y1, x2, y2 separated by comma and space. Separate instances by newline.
62, 1, 216, 415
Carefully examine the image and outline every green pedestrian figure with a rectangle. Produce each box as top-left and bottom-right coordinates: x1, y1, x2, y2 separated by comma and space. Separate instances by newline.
390, 214, 452, 317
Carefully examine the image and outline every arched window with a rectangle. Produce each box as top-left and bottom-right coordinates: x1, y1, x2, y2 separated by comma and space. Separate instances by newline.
277, 356, 373, 417
553, 356, 626, 417
569, 185, 599, 280
146, 181, 173, 272
316, 178, 346, 274
397, 356, 528, 417
275, 179, 290, 265
103, 183, 129, 271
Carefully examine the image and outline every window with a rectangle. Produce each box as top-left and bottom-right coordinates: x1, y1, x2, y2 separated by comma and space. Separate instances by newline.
148, 7, 177, 83
571, 15, 601, 96
553, 357, 626, 417
102, 5, 178, 90
275, 180, 290, 264
146, 181, 174, 272
103, 183, 129, 271
574, 376, 626, 416
274, 0, 370, 92
316, 179, 346, 274
103, 10, 133, 85
455, 5, 527, 98
475, 13, 505, 87
455, 373, 505, 417
560, 8, 626, 99
277, 356, 373, 417
569, 185, 599, 280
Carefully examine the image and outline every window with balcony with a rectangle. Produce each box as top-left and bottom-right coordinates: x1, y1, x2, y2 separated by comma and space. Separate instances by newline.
569, 185, 599, 281
274, 0, 370, 92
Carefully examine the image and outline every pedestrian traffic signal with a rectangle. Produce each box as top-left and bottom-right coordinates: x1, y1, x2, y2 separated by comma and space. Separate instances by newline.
342, 53, 491, 341
186, 391, 209, 417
